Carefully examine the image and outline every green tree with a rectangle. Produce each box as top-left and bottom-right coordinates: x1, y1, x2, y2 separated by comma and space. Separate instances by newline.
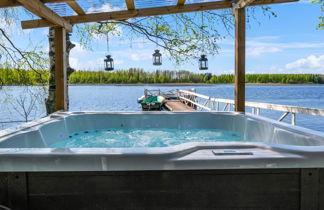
312, 0, 324, 29
74, 7, 276, 66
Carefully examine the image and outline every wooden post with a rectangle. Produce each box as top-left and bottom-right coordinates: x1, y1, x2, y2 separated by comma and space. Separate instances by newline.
54, 27, 67, 111
234, 8, 246, 112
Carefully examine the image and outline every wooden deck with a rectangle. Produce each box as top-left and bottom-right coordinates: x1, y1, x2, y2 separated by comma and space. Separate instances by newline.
164, 100, 195, 112
1, 168, 321, 210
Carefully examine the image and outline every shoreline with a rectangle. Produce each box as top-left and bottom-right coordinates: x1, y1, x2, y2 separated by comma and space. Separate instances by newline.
2, 83, 324, 87
68, 83, 324, 86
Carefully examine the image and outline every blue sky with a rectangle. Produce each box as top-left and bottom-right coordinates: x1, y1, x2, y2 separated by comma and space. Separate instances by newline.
6, 1, 324, 74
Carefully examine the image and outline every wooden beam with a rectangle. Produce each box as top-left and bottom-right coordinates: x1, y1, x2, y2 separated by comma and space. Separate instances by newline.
16, 0, 72, 31
1, 0, 85, 19
21, 1, 230, 29
54, 27, 67, 111
234, 0, 256, 9
21, 0, 297, 29
125, 0, 135, 10
234, 8, 246, 113
177, 0, 186, 6
0, 0, 71, 8
66, 0, 85, 15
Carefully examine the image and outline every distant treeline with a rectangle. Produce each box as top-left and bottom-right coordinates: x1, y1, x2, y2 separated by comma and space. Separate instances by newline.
0, 68, 49, 85
1, 68, 324, 85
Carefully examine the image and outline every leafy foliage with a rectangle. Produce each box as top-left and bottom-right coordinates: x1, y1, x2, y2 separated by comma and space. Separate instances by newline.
74, 7, 275, 65
0, 68, 49, 85
312, 0, 324, 29
0, 9, 49, 86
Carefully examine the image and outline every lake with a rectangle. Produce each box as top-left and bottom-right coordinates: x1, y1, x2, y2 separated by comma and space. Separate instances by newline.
0, 85, 323, 132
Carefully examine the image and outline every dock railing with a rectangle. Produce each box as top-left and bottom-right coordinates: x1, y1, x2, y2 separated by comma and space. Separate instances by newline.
144, 89, 178, 99
178, 89, 324, 126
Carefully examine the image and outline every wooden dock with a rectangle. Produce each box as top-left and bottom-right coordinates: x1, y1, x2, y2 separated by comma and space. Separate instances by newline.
164, 100, 195, 112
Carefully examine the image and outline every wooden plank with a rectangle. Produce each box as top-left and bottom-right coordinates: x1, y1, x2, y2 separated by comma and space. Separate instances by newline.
0, 0, 72, 8
234, 0, 257, 9
26, 169, 300, 210
16, 0, 72, 32
125, 0, 135, 10
21, 0, 298, 29
177, 0, 186, 6
300, 169, 319, 210
319, 169, 324, 210
66, 0, 85, 15
8, 173, 28, 210
54, 27, 67, 111
0, 173, 8, 207
164, 100, 195, 111
234, 8, 246, 113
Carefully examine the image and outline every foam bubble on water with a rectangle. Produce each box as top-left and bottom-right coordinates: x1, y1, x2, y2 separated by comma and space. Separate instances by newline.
50, 128, 247, 148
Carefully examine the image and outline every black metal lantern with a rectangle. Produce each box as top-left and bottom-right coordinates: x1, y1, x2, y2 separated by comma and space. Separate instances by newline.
104, 55, 114, 71
199, 54, 208, 70
152, 49, 162, 66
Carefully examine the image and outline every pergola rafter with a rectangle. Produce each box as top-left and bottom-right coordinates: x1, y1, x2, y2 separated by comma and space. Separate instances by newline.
125, 0, 135, 10
177, 0, 187, 6
234, 0, 257, 9
0, 0, 299, 112
1, 0, 85, 19
16, 0, 72, 31
66, 0, 85, 15
20, 0, 297, 30
0, 0, 71, 8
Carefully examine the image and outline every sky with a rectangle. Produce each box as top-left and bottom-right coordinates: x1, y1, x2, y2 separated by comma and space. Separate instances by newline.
4, 1, 324, 75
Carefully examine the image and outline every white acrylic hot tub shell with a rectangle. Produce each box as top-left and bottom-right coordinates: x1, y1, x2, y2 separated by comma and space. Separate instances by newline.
0, 111, 324, 172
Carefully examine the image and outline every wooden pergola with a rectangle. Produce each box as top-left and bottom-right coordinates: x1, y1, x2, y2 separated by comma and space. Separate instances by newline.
1, 0, 297, 112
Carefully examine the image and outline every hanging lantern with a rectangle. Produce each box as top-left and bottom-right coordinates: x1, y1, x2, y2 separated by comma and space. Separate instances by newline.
199, 54, 208, 70
104, 55, 114, 71
152, 49, 162, 66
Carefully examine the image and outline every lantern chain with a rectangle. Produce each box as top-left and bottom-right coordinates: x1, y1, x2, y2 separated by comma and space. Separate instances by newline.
106, 30, 110, 54
201, 11, 205, 54
155, 17, 158, 49
98, 21, 110, 54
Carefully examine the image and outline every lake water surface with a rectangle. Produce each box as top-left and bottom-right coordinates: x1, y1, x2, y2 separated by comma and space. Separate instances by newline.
1, 85, 323, 132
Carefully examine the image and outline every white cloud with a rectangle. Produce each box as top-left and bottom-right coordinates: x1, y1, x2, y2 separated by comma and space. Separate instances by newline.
285, 55, 324, 73
69, 41, 131, 70
246, 39, 324, 57
251, 36, 280, 41
219, 36, 324, 57
248, 46, 281, 56
42, 29, 49, 36
130, 54, 141, 61
69, 57, 79, 68
0, 17, 17, 32
260, 55, 324, 74
114, 59, 124, 65
87, 3, 125, 13
22, 29, 34, 34
69, 42, 101, 70
130, 52, 151, 61
68, 47, 153, 70
71, 43, 87, 55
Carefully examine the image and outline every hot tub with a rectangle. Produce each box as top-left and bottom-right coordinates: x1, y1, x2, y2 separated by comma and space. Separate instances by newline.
1, 112, 324, 210
0, 111, 324, 172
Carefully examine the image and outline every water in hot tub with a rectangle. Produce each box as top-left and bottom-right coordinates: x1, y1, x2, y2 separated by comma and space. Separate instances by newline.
50, 128, 246, 148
